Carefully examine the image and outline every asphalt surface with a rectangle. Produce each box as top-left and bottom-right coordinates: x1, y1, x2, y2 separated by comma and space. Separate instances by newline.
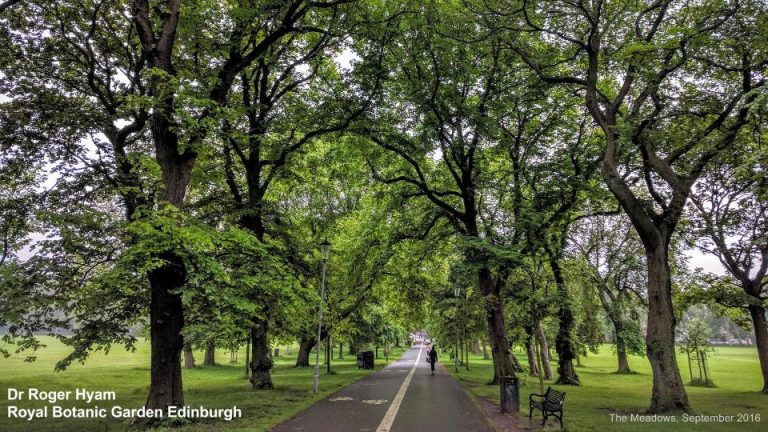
272, 341, 492, 432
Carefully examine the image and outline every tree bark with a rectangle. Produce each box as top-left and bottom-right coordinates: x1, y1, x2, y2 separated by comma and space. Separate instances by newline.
534, 320, 552, 380
525, 327, 539, 376
472, 340, 481, 354
748, 304, 768, 393
145, 252, 185, 411
600, 288, 632, 374
235, 198, 280, 388
482, 340, 489, 360
687, 352, 693, 382
296, 335, 316, 368
465, 338, 470, 370
697, 354, 703, 381
510, 352, 524, 372
645, 244, 689, 412
134, 1, 195, 414
244, 329, 251, 378
478, 267, 516, 385
550, 255, 580, 385
615, 322, 631, 374
339, 342, 344, 359
183, 347, 195, 369
203, 341, 215, 366
250, 319, 274, 389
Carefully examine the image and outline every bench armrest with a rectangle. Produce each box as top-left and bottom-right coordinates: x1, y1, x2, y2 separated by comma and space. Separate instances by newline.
529, 393, 546, 402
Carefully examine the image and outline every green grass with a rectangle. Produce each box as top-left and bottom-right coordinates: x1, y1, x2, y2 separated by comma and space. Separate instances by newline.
447, 344, 766, 432
0, 337, 405, 431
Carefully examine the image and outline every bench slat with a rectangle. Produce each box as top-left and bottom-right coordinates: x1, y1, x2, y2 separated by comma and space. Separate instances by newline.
529, 386, 565, 430
546, 390, 565, 403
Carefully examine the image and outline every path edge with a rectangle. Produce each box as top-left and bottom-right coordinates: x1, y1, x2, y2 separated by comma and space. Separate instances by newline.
448, 371, 523, 432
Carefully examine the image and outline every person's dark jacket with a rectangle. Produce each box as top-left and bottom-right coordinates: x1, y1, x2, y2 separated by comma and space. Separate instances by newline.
428, 347, 438, 364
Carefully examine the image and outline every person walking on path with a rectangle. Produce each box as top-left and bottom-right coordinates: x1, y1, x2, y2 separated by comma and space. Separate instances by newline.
428, 345, 438, 375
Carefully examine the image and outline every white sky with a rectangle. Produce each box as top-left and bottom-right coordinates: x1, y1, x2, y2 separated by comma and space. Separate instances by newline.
685, 250, 726, 275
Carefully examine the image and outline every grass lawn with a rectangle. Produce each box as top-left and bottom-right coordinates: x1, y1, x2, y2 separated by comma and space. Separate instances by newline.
0, 336, 405, 431
447, 344, 766, 431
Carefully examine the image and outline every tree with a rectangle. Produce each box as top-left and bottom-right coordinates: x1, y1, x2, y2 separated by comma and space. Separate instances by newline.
678, 317, 716, 386
571, 215, 648, 373
211, 0, 369, 389
686, 133, 768, 392
0, 134, 40, 355
0, 137, 38, 270
487, 0, 768, 412
506, 256, 557, 378
1, 0, 163, 406
523, 115, 602, 384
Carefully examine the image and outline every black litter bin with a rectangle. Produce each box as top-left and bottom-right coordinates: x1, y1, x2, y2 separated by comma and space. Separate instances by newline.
356, 351, 374, 369
500, 376, 520, 414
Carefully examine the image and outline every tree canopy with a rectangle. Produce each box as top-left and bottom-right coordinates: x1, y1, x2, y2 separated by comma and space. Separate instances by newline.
1, 0, 766, 418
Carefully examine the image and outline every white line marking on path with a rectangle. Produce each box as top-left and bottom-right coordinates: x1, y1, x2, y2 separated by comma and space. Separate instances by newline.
375, 342, 423, 432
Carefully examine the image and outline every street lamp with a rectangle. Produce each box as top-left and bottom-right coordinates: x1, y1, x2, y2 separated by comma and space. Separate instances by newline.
454, 286, 461, 373
313, 239, 331, 393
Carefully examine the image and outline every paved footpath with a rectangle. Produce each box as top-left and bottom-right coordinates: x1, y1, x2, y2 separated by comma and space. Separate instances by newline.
272, 342, 492, 432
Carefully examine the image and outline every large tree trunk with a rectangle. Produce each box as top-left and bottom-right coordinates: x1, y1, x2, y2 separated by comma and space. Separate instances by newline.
601, 288, 632, 374
748, 304, 768, 393
534, 320, 553, 380
478, 267, 516, 384
238, 209, 277, 389
143, 98, 196, 415
645, 244, 689, 412
145, 252, 185, 411
250, 319, 274, 389
510, 352, 524, 372
296, 335, 316, 368
615, 321, 631, 374
203, 341, 215, 366
525, 327, 539, 377
183, 347, 195, 369
549, 256, 580, 385
244, 329, 251, 378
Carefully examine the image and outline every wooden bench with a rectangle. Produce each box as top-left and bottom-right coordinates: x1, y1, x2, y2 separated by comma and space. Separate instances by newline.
528, 386, 565, 429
